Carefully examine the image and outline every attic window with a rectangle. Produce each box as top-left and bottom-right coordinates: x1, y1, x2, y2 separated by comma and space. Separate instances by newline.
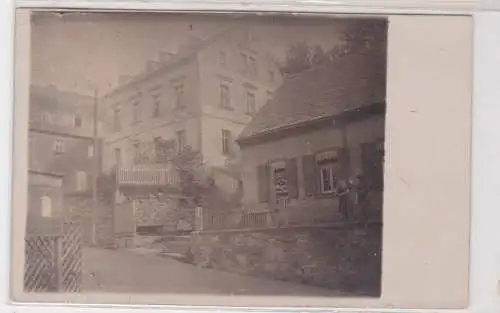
53, 138, 65, 155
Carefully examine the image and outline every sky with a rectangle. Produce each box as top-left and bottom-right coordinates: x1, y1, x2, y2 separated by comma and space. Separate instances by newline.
30, 12, 362, 96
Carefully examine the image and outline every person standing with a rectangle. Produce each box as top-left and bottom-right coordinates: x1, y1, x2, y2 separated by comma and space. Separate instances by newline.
348, 171, 361, 218
337, 180, 350, 221
356, 172, 370, 229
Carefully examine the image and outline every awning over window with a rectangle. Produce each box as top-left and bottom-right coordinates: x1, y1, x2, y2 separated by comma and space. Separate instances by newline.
315, 149, 339, 163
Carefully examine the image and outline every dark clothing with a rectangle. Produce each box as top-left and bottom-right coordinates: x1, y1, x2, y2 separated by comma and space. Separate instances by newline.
337, 185, 350, 221
339, 196, 349, 220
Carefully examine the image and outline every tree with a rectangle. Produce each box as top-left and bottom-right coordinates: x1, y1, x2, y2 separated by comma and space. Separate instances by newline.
331, 20, 387, 59
170, 145, 214, 206
280, 42, 312, 75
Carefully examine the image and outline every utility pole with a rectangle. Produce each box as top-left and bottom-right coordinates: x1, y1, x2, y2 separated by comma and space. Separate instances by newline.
92, 88, 99, 246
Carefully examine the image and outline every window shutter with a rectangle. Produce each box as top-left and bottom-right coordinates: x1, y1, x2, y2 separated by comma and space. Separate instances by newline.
302, 155, 317, 197
257, 164, 269, 203
286, 158, 299, 199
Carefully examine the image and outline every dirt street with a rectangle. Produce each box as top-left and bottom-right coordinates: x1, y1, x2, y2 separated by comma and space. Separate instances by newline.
81, 247, 345, 296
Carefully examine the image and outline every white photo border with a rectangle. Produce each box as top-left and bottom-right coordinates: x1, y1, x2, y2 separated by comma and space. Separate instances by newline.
2, 0, 500, 312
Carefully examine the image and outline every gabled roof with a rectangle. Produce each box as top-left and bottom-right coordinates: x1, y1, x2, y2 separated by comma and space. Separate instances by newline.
238, 50, 386, 142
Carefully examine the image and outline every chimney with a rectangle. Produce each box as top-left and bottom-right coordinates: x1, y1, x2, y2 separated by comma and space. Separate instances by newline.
118, 75, 132, 86
158, 51, 174, 63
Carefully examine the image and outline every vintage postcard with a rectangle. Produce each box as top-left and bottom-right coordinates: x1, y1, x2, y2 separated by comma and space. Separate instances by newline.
11, 10, 472, 309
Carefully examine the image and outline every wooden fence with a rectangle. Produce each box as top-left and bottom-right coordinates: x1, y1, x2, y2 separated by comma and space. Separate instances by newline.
195, 203, 383, 232
24, 220, 82, 292
196, 190, 384, 232
196, 206, 340, 231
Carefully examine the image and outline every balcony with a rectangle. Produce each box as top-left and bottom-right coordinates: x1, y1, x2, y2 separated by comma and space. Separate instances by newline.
116, 164, 178, 187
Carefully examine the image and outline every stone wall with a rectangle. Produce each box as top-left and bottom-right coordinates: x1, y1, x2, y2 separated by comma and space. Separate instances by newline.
95, 200, 115, 248
190, 223, 382, 296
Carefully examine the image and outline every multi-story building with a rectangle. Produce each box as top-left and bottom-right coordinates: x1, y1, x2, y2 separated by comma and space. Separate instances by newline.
99, 29, 283, 195
28, 85, 106, 244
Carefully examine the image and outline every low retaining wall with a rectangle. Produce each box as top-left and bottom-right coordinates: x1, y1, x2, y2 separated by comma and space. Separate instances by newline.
190, 222, 382, 296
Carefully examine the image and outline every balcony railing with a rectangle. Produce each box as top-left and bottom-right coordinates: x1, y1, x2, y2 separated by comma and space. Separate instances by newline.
116, 165, 177, 186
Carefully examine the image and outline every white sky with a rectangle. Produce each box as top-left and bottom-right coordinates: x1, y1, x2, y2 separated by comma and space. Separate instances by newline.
31, 12, 361, 96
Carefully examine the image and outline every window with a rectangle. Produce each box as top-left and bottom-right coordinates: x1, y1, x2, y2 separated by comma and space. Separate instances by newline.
113, 108, 121, 131
248, 56, 257, 76
88, 144, 94, 158
176, 130, 186, 152
274, 167, 288, 198
75, 171, 88, 192
217, 51, 226, 66
268, 70, 275, 82
132, 100, 140, 123
74, 113, 82, 128
154, 137, 166, 163
174, 85, 184, 109
315, 150, 339, 195
53, 138, 65, 155
241, 53, 257, 76
221, 129, 232, 155
114, 148, 122, 167
245, 91, 256, 115
220, 84, 231, 109
42, 112, 52, 124
40, 196, 52, 217
319, 164, 336, 194
241, 53, 248, 72
132, 142, 141, 164
151, 92, 161, 117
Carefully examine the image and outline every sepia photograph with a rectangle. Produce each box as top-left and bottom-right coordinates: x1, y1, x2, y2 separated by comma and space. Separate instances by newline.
11, 9, 472, 309
23, 11, 386, 297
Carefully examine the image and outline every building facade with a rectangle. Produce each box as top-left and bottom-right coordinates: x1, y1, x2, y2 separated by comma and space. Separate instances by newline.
237, 51, 386, 224
99, 29, 282, 178
28, 85, 104, 244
